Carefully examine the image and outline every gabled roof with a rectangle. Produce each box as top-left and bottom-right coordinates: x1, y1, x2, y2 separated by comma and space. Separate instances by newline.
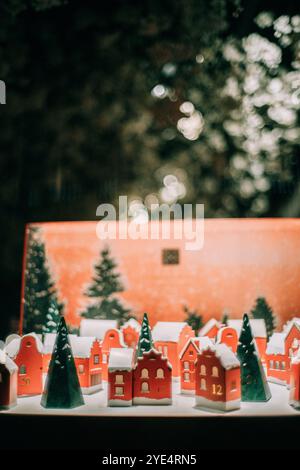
108, 348, 134, 371
135, 347, 172, 370
103, 328, 127, 348
80, 319, 118, 340
283, 318, 300, 338
121, 318, 141, 332
228, 319, 267, 338
43, 333, 77, 355
200, 343, 240, 370
179, 336, 214, 359
198, 318, 221, 337
0, 350, 18, 374
266, 332, 286, 355
152, 322, 188, 342
5, 333, 43, 358
291, 348, 300, 365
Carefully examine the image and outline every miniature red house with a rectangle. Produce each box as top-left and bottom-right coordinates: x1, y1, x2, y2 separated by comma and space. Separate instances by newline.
266, 332, 289, 385
289, 349, 300, 410
195, 343, 241, 411
217, 327, 238, 353
228, 319, 267, 361
199, 319, 223, 339
70, 336, 102, 394
179, 337, 213, 394
152, 322, 194, 378
5, 333, 43, 396
121, 318, 141, 348
284, 318, 300, 360
101, 328, 126, 381
108, 348, 134, 406
133, 349, 172, 405
0, 350, 18, 410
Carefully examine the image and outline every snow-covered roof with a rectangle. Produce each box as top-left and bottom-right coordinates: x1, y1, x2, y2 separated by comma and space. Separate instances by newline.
266, 332, 286, 355
228, 319, 267, 338
283, 318, 300, 338
291, 348, 300, 365
0, 340, 5, 350
200, 343, 240, 370
121, 318, 141, 332
5, 333, 43, 358
179, 336, 214, 359
152, 322, 187, 342
70, 336, 98, 358
0, 350, 18, 374
198, 318, 221, 337
108, 348, 134, 371
5, 334, 20, 346
43, 333, 77, 354
80, 319, 118, 340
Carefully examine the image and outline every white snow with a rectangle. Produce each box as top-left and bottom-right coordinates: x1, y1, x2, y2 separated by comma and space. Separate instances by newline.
80, 319, 118, 340
195, 396, 240, 412
43, 333, 77, 354
69, 336, 99, 358
5, 333, 43, 358
152, 322, 187, 342
133, 397, 172, 406
0, 350, 18, 374
198, 318, 221, 337
5, 334, 20, 347
291, 348, 300, 365
201, 343, 240, 370
266, 332, 286, 355
108, 348, 134, 371
1, 381, 298, 417
179, 336, 214, 359
283, 317, 300, 338
228, 319, 267, 338
121, 318, 141, 332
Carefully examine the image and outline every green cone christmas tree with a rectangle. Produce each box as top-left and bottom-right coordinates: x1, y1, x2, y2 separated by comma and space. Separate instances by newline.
81, 246, 130, 325
41, 316, 84, 409
137, 313, 154, 358
237, 313, 271, 402
42, 298, 61, 335
251, 297, 276, 340
24, 227, 62, 334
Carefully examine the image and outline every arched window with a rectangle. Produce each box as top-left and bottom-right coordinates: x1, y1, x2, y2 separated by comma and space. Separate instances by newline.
212, 366, 219, 377
270, 360, 274, 369
281, 361, 286, 370
115, 374, 124, 384
184, 372, 190, 382
200, 378, 206, 390
19, 365, 26, 375
156, 368, 164, 379
141, 382, 149, 393
275, 361, 280, 370
200, 365, 206, 376
183, 361, 189, 370
141, 368, 149, 379
26, 341, 32, 348
292, 338, 299, 349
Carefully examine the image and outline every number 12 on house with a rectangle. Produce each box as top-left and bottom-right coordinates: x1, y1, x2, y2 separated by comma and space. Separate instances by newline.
212, 384, 223, 395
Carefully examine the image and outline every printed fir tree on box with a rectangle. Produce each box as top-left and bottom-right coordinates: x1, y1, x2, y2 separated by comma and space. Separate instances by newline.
23, 227, 63, 334
237, 313, 271, 402
81, 247, 130, 325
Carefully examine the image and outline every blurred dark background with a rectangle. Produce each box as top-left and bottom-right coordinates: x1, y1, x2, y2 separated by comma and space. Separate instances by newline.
1, 0, 300, 338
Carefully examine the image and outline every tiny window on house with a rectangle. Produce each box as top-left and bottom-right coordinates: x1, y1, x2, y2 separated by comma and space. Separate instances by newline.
156, 368, 164, 379
115, 374, 124, 384
19, 365, 26, 375
231, 380, 237, 391
183, 361, 189, 370
200, 378, 206, 390
141, 368, 149, 379
270, 360, 274, 369
26, 341, 32, 348
162, 249, 179, 265
275, 361, 280, 370
115, 386, 124, 396
184, 372, 190, 382
212, 366, 219, 377
281, 361, 285, 370
141, 381, 149, 393
200, 365, 206, 376
292, 338, 299, 348
78, 364, 85, 374
163, 346, 168, 356
94, 354, 100, 365
102, 353, 107, 364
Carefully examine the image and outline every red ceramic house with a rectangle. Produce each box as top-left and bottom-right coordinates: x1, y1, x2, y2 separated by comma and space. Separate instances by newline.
216, 326, 238, 353
284, 318, 300, 359
228, 319, 267, 362
121, 318, 141, 348
108, 348, 134, 406
195, 343, 241, 411
266, 332, 288, 385
101, 328, 126, 381
6, 333, 43, 396
199, 319, 223, 339
70, 336, 102, 394
179, 337, 214, 394
0, 350, 18, 410
289, 349, 300, 410
133, 349, 172, 405
152, 322, 194, 379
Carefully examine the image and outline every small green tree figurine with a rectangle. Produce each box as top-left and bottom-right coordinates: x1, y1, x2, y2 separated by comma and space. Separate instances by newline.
24, 227, 61, 334
42, 299, 61, 335
137, 313, 154, 358
183, 305, 203, 334
41, 316, 84, 409
81, 246, 130, 325
251, 297, 276, 340
237, 313, 271, 402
